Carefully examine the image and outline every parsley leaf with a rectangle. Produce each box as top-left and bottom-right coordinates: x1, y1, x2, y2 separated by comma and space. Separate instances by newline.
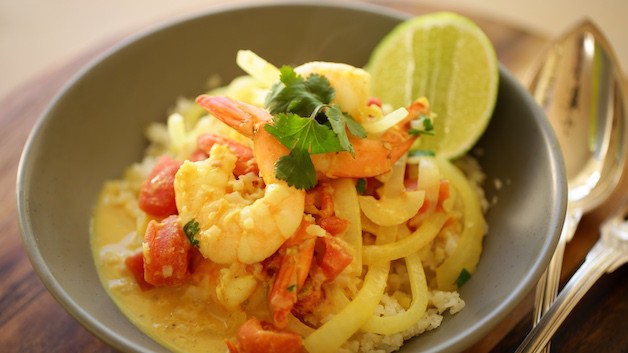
263, 66, 367, 190
183, 219, 200, 248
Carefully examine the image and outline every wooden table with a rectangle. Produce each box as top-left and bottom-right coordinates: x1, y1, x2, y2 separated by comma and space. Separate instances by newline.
1, 2, 626, 352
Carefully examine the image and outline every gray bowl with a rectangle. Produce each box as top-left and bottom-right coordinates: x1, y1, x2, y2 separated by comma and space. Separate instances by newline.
16, 1, 566, 352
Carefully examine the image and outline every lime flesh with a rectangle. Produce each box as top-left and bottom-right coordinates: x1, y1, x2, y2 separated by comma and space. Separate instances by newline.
367, 12, 499, 159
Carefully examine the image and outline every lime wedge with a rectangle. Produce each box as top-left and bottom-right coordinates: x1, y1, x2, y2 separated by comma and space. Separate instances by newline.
367, 12, 498, 159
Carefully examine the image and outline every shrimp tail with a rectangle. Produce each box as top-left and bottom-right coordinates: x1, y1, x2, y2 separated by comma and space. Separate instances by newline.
196, 95, 272, 138
268, 218, 317, 329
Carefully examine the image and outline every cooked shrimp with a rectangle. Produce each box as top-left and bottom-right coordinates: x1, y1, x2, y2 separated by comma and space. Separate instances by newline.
305, 181, 349, 236
197, 133, 259, 176
174, 143, 305, 264
195, 95, 427, 180
294, 61, 372, 122
267, 217, 322, 328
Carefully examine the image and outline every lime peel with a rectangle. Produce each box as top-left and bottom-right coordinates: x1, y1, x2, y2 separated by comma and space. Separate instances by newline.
367, 12, 499, 159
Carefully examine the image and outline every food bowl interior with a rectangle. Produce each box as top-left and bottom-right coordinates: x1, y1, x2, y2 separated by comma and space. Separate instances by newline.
17, 2, 566, 353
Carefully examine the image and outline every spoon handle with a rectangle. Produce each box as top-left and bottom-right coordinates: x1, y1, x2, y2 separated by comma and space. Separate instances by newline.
532, 208, 582, 336
518, 210, 628, 353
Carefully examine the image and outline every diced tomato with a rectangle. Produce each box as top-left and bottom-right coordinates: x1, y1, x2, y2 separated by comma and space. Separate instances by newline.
316, 235, 352, 282
367, 97, 382, 107
317, 216, 348, 236
189, 148, 209, 162
418, 198, 431, 214
364, 177, 383, 198
143, 215, 190, 286
417, 179, 451, 214
228, 318, 303, 353
197, 133, 259, 176
124, 252, 153, 291
437, 179, 450, 210
138, 156, 182, 218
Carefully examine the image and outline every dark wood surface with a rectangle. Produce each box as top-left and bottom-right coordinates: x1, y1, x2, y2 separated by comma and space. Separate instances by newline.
1, 2, 626, 352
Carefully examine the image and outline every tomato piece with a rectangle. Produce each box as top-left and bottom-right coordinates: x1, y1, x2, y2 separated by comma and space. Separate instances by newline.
367, 97, 382, 107
230, 318, 303, 353
317, 235, 352, 282
138, 156, 182, 218
124, 252, 153, 291
437, 179, 450, 210
317, 215, 348, 236
189, 148, 209, 162
143, 215, 190, 286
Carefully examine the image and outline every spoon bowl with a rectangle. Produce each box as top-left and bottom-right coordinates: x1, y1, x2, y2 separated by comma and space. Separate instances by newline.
529, 20, 624, 211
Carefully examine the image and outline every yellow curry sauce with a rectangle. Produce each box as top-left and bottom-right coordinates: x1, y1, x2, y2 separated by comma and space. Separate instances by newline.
91, 183, 244, 353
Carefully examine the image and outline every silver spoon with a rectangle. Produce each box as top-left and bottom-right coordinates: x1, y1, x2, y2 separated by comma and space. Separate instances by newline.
527, 20, 627, 351
515, 197, 628, 353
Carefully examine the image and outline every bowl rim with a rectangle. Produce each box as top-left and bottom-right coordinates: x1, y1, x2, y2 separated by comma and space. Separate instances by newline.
16, 1, 567, 352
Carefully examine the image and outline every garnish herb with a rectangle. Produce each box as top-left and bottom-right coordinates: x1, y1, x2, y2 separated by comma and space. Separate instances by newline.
355, 178, 367, 194
455, 268, 472, 288
264, 66, 366, 190
409, 114, 435, 136
183, 219, 200, 248
408, 149, 436, 157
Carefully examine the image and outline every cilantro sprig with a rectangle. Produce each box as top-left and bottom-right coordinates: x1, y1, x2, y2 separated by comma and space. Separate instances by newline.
264, 66, 366, 190
409, 114, 435, 136
455, 268, 472, 288
183, 219, 200, 248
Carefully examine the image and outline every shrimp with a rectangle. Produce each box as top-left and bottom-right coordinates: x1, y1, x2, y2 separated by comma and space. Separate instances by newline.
268, 217, 319, 328
195, 95, 427, 180
294, 61, 372, 122
197, 133, 259, 176
269, 187, 353, 328
305, 181, 349, 236
174, 142, 305, 264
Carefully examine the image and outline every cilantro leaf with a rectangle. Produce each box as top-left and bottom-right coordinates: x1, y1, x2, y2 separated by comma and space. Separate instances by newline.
355, 178, 367, 194
409, 149, 436, 157
274, 149, 317, 190
265, 66, 334, 117
345, 113, 368, 138
324, 105, 355, 155
183, 219, 200, 248
455, 268, 472, 288
409, 114, 435, 136
263, 65, 368, 190
264, 113, 344, 154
